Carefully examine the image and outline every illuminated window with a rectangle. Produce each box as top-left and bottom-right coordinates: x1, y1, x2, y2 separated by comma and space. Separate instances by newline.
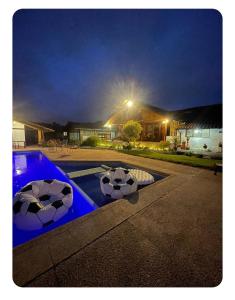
201, 129, 210, 137
69, 132, 79, 141
187, 129, 210, 138
186, 129, 193, 137
193, 129, 202, 137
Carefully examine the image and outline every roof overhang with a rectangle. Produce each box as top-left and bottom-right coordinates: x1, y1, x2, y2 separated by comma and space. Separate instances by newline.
13, 120, 54, 132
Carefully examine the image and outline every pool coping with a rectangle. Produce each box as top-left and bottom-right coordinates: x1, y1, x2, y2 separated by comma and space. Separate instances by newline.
13, 156, 200, 286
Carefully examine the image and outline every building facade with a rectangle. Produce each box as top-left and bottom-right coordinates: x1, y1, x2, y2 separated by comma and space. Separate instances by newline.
12, 120, 54, 147
105, 103, 222, 152
65, 122, 115, 144
104, 104, 172, 142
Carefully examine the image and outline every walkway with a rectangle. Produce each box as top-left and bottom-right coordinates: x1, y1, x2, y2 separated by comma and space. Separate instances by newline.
13, 148, 222, 287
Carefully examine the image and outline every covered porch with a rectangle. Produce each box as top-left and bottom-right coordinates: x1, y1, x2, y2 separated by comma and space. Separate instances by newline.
13, 120, 54, 148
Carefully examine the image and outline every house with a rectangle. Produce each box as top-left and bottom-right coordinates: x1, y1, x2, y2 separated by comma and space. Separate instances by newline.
169, 104, 222, 152
12, 120, 54, 147
65, 121, 116, 144
104, 103, 171, 141
104, 102, 222, 152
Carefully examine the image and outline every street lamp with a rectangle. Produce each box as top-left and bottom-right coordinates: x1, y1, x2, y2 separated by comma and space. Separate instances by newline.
126, 100, 133, 108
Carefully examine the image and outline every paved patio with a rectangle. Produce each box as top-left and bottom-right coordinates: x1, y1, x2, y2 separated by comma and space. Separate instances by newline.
13, 148, 222, 287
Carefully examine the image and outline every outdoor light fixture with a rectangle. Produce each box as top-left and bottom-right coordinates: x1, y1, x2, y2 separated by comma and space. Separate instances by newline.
194, 129, 199, 134
162, 119, 169, 124
126, 100, 133, 108
104, 122, 111, 128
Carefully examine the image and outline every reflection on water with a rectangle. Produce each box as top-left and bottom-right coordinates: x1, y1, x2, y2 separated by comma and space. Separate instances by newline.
13, 154, 27, 176
13, 151, 97, 247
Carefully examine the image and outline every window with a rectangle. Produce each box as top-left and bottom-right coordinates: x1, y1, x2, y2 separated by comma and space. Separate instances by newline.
147, 124, 153, 134
187, 129, 210, 138
186, 129, 193, 137
69, 132, 79, 141
201, 129, 210, 138
193, 129, 202, 137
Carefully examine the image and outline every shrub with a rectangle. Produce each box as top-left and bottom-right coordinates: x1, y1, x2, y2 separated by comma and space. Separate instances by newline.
81, 135, 100, 147
194, 154, 204, 158
169, 137, 179, 151
143, 146, 150, 151
122, 120, 143, 144
185, 151, 193, 156
123, 144, 133, 150
159, 140, 171, 151
176, 151, 184, 155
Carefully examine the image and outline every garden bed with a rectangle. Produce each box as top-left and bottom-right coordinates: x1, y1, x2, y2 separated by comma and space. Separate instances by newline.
118, 149, 222, 169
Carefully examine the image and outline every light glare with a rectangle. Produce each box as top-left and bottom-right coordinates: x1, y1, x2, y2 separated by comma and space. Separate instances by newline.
126, 100, 133, 107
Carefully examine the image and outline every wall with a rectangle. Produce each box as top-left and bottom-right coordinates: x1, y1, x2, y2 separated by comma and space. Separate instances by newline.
13, 121, 25, 147
171, 128, 223, 152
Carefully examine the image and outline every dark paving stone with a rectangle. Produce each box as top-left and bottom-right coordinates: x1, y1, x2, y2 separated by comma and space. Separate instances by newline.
128, 174, 222, 286
26, 268, 59, 287
13, 244, 53, 287
55, 221, 175, 287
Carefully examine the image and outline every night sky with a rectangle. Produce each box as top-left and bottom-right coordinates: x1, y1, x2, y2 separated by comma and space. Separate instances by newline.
13, 9, 222, 124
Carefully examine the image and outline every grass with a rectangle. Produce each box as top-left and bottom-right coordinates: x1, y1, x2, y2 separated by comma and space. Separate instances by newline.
118, 149, 222, 169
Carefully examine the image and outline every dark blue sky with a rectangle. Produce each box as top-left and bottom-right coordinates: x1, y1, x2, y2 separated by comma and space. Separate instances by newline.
13, 9, 222, 123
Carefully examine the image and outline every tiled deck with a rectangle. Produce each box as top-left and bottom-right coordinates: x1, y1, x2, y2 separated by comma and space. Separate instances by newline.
13, 148, 222, 287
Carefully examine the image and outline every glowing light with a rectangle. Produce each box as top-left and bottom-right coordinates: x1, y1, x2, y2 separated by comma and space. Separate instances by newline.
162, 119, 169, 124
16, 169, 22, 175
194, 129, 199, 134
126, 100, 133, 108
104, 122, 111, 128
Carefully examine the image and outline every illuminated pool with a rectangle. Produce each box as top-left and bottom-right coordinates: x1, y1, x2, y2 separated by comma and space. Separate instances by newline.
56, 161, 166, 207
13, 151, 97, 247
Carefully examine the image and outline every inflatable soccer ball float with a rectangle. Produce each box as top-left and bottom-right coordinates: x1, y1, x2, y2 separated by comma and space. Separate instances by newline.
100, 167, 138, 199
13, 179, 73, 231
100, 167, 155, 200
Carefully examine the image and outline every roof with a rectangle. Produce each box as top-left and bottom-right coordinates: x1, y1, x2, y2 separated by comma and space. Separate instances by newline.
169, 104, 222, 129
14, 120, 55, 132
142, 104, 168, 115
65, 121, 105, 130
105, 102, 168, 125
104, 102, 222, 128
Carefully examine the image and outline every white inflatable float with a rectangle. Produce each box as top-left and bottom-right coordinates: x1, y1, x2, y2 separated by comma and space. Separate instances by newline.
100, 167, 138, 199
13, 179, 73, 231
128, 169, 154, 185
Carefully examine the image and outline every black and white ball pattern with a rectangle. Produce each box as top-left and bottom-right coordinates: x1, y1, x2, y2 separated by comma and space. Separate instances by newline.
128, 169, 154, 185
13, 179, 73, 231
100, 167, 137, 199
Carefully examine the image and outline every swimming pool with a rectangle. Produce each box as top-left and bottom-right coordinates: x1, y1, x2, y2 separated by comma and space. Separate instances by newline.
13, 151, 97, 247
56, 161, 166, 207
13, 151, 166, 247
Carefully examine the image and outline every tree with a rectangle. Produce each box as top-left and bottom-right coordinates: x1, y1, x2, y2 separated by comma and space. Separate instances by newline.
122, 120, 143, 144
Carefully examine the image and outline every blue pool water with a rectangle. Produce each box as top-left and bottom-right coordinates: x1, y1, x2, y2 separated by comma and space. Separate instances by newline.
56, 161, 166, 207
13, 151, 166, 247
13, 151, 97, 247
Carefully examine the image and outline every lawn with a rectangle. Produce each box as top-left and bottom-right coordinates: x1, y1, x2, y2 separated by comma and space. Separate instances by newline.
119, 150, 222, 169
